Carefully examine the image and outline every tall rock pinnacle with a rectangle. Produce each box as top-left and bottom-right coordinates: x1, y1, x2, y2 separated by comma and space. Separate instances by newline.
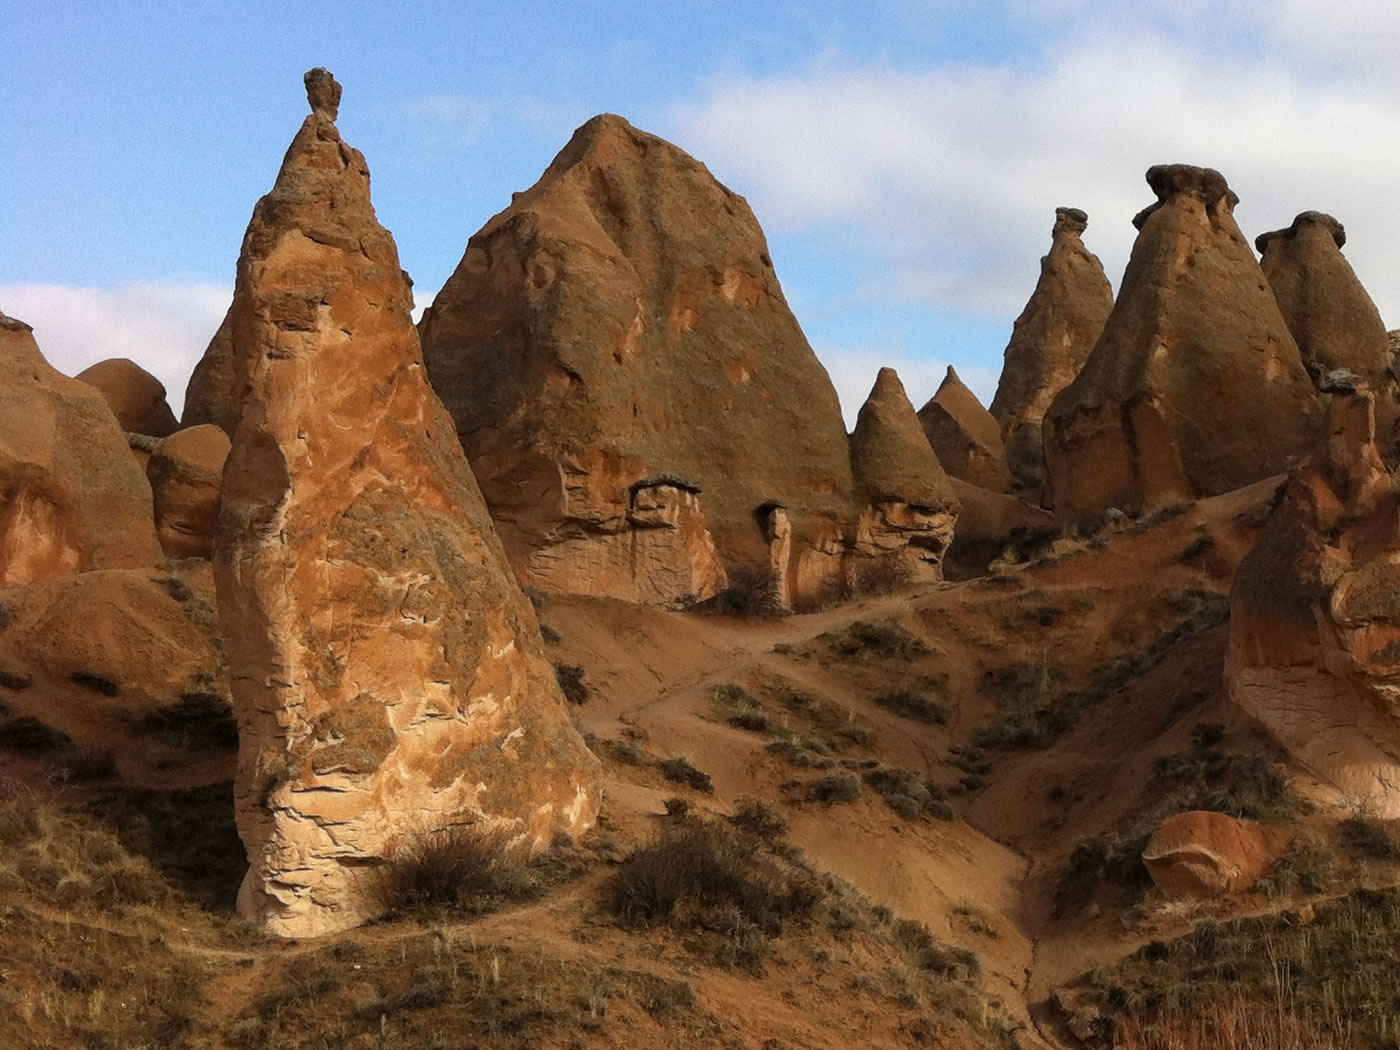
1043, 164, 1317, 520
213, 70, 601, 938
989, 207, 1113, 492
917, 367, 1011, 493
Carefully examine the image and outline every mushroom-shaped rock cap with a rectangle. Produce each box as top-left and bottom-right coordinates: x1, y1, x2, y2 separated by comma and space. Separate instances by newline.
1255, 211, 1347, 255
1133, 164, 1238, 229
1053, 206, 1088, 237
0, 311, 32, 334
851, 367, 959, 510
304, 67, 342, 118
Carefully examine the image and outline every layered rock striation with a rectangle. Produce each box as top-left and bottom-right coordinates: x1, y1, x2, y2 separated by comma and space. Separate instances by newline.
848, 368, 959, 583
989, 208, 1113, 492
1043, 165, 1317, 521
0, 314, 161, 586
419, 114, 854, 609
1227, 380, 1400, 815
213, 70, 601, 938
917, 367, 1011, 492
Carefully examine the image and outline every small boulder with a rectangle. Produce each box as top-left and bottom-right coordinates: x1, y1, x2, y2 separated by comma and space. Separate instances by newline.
1142, 811, 1294, 897
147, 425, 231, 560
75, 358, 179, 438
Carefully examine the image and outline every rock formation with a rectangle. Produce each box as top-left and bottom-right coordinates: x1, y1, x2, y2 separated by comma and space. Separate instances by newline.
1043, 165, 1317, 522
213, 70, 602, 938
1227, 380, 1400, 815
1256, 212, 1391, 385
0, 313, 161, 586
988, 208, 1114, 492
75, 358, 179, 438
1142, 811, 1293, 898
147, 425, 230, 559
182, 307, 238, 436
419, 113, 855, 610
917, 367, 1011, 492
848, 368, 959, 583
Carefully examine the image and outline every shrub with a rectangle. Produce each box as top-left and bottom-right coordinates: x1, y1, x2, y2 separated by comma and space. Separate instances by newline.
728, 798, 788, 842
874, 691, 949, 725
658, 756, 714, 793
892, 919, 981, 979
1338, 816, 1400, 862
0, 716, 71, 755
135, 692, 239, 752
862, 767, 953, 821
819, 619, 929, 659
539, 623, 562, 643
808, 774, 861, 803
1179, 535, 1216, 562
553, 662, 590, 704
367, 824, 538, 920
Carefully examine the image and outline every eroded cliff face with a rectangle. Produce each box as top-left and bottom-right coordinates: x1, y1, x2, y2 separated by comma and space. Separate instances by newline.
1043, 165, 1318, 522
849, 368, 960, 584
989, 208, 1114, 493
0, 313, 161, 587
213, 69, 601, 938
419, 113, 857, 610
1227, 381, 1400, 814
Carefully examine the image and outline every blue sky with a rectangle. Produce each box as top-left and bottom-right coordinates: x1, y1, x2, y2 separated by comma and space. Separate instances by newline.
6, 1, 1400, 423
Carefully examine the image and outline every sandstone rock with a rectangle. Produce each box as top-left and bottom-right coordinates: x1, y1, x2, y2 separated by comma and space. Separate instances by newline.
1227, 383, 1400, 814
943, 477, 1055, 580
0, 564, 233, 784
75, 358, 179, 438
147, 425, 230, 560
849, 368, 959, 583
0, 313, 161, 586
1043, 165, 1317, 522
419, 113, 855, 610
214, 69, 602, 938
1142, 811, 1293, 897
1257, 212, 1391, 385
989, 208, 1114, 492
917, 367, 1012, 492
181, 306, 238, 435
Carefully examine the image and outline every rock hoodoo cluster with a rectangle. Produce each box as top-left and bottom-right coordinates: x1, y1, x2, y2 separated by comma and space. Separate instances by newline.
0, 313, 161, 587
848, 368, 960, 583
419, 114, 855, 610
1227, 380, 1400, 815
917, 367, 1012, 493
989, 208, 1114, 493
213, 70, 601, 938
1043, 164, 1318, 521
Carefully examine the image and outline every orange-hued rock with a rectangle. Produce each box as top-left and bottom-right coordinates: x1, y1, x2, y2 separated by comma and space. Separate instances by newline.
75, 358, 179, 438
989, 208, 1114, 492
943, 477, 1055, 579
147, 425, 230, 560
1227, 381, 1400, 814
917, 367, 1012, 492
1257, 212, 1391, 385
849, 368, 959, 583
182, 306, 238, 436
0, 313, 161, 586
1142, 811, 1294, 897
1043, 165, 1317, 522
419, 113, 855, 610
213, 70, 602, 938
0, 564, 233, 783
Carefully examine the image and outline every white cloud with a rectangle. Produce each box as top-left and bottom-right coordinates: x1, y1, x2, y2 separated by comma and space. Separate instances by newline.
0, 283, 229, 416
817, 344, 998, 430
670, 18, 1400, 328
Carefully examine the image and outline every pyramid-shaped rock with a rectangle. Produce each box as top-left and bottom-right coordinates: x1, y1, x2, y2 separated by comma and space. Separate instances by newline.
75, 358, 179, 438
849, 367, 959, 582
916, 367, 1011, 492
0, 314, 161, 586
1043, 165, 1317, 520
213, 70, 602, 938
419, 114, 854, 610
1256, 212, 1390, 385
1227, 381, 1400, 815
989, 208, 1113, 492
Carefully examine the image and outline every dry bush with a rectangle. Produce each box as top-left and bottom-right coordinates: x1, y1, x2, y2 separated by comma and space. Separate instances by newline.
657, 756, 714, 793
367, 824, 540, 921
874, 690, 949, 725
553, 661, 590, 704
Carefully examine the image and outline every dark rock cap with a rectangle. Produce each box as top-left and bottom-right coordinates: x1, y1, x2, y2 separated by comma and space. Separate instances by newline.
304, 67, 342, 119
1133, 164, 1238, 230
0, 311, 32, 333
1053, 207, 1088, 237
1255, 211, 1347, 255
